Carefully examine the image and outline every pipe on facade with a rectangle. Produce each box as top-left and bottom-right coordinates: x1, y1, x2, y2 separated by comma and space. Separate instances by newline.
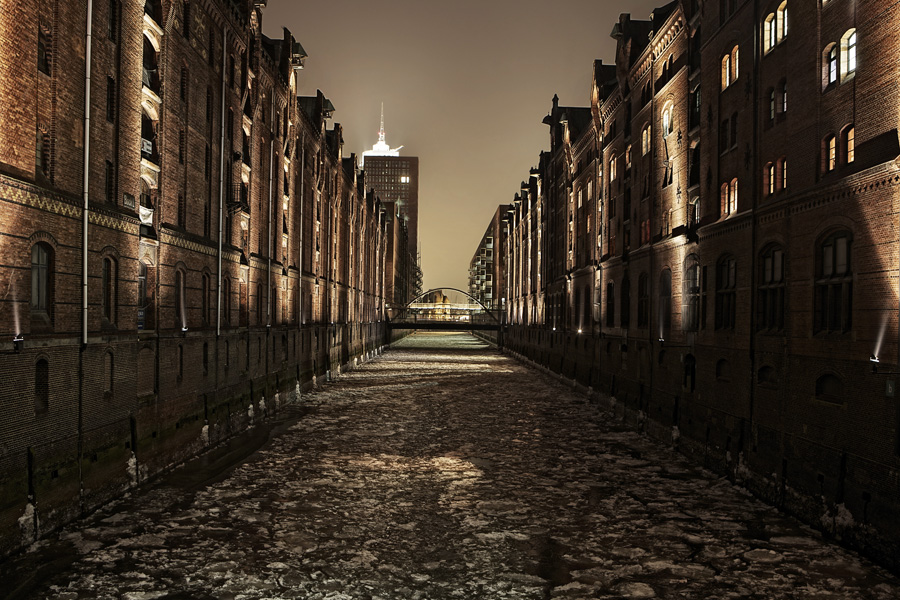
82, 0, 94, 348
217, 28, 228, 338
267, 92, 275, 327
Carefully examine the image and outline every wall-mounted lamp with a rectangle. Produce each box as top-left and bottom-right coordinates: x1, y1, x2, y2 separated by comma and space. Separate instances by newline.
13, 334, 23, 353
577, 329, 583, 334
181, 326, 188, 337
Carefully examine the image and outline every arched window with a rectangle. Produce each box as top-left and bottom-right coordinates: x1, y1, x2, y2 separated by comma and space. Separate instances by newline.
102, 256, 118, 324
815, 373, 844, 403
776, 2, 788, 41
721, 54, 731, 90
38, 24, 51, 75
815, 231, 852, 333
758, 365, 778, 386
731, 46, 739, 81
35, 358, 49, 413
758, 245, 785, 331
31, 243, 53, 318
826, 45, 838, 85
175, 269, 185, 329
764, 14, 776, 52
768, 89, 776, 120
824, 135, 837, 172
777, 157, 787, 190
779, 80, 788, 113
843, 126, 855, 164
659, 268, 672, 334
683, 255, 700, 331
841, 30, 857, 79
637, 273, 649, 328
715, 255, 737, 330
621, 276, 631, 329
642, 124, 651, 155
764, 162, 775, 196
609, 153, 617, 181
662, 103, 674, 136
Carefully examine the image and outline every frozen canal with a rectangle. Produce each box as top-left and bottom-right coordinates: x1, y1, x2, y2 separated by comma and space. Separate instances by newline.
5, 332, 900, 599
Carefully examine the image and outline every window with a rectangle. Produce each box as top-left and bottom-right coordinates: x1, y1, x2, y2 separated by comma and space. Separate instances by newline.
778, 157, 787, 190
765, 162, 775, 196
815, 373, 844, 404
637, 273, 649, 328
827, 45, 838, 85
841, 30, 857, 80
35, 129, 49, 178
182, 0, 191, 39
31, 243, 52, 316
202, 342, 209, 375
825, 135, 837, 172
659, 268, 672, 334
38, 25, 50, 75
683, 255, 700, 331
175, 269, 185, 328
780, 81, 787, 113
202, 273, 210, 326
716, 359, 731, 381
720, 180, 737, 216
769, 89, 776, 120
102, 256, 117, 323
764, 14, 776, 52
642, 124, 651, 155
621, 276, 631, 329
844, 126, 855, 164
609, 154, 617, 181
778, 2, 788, 40
180, 67, 188, 101
815, 231, 852, 333
730, 112, 738, 148
721, 54, 731, 90
732, 46, 740, 81
105, 160, 115, 202
606, 281, 615, 327
108, 0, 118, 41
223, 277, 231, 325
662, 104, 674, 136
106, 77, 116, 121
758, 246, 785, 331
715, 256, 737, 330
104, 351, 114, 397
35, 359, 49, 413
177, 194, 186, 228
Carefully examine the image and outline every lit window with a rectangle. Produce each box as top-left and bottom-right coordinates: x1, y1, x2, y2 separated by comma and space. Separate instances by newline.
846, 126, 855, 163
776, 2, 788, 41
827, 45, 838, 84
765, 163, 775, 196
842, 30, 857, 78
764, 14, 775, 52
826, 135, 836, 171
721, 54, 731, 90
662, 104, 674, 136
779, 158, 787, 189
642, 124, 651, 155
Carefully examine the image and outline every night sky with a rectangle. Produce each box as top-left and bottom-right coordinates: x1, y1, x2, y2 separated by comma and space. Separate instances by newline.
262, 0, 665, 291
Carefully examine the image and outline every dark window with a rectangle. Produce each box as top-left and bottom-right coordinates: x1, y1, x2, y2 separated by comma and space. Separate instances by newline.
758, 246, 785, 331
659, 268, 672, 334
620, 276, 631, 329
182, 0, 190, 39
38, 26, 50, 75
815, 231, 852, 333
31, 243, 52, 315
179, 130, 185, 164
106, 77, 116, 121
35, 359, 49, 413
138, 261, 149, 309
202, 273, 210, 326
683, 255, 700, 331
180, 66, 188, 101
35, 130, 49, 177
102, 256, 117, 323
815, 373, 844, 403
715, 256, 737, 330
208, 29, 215, 66
175, 269, 185, 328
177, 194, 186, 228
202, 342, 209, 375
223, 277, 231, 325
107, 0, 118, 41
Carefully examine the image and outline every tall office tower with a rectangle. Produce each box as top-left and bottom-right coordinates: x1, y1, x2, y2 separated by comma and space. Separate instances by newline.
362, 107, 420, 260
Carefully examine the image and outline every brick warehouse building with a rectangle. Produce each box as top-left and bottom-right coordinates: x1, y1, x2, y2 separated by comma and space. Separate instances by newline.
495, 0, 900, 568
0, 0, 401, 556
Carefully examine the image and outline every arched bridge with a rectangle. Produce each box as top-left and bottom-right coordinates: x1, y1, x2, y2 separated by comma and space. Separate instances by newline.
387, 288, 502, 333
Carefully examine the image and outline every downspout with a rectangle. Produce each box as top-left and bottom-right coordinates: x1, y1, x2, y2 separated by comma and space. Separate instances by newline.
217, 28, 227, 338
747, 0, 762, 458
267, 94, 275, 327
298, 131, 305, 370
82, 0, 94, 348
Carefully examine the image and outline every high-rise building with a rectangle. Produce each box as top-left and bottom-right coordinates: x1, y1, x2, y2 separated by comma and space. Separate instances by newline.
362, 107, 420, 264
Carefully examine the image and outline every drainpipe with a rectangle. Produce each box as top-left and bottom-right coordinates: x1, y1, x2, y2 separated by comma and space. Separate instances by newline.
82, 0, 94, 348
299, 131, 305, 329
217, 28, 227, 338
267, 95, 275, 328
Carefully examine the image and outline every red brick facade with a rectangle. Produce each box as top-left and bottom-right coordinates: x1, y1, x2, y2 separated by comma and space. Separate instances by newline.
0, 0, 395, 556
498, 0, 900, 569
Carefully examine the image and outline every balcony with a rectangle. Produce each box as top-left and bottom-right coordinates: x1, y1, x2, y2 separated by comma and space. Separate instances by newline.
142, 67, 160, 95
227, 183, 250, 215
